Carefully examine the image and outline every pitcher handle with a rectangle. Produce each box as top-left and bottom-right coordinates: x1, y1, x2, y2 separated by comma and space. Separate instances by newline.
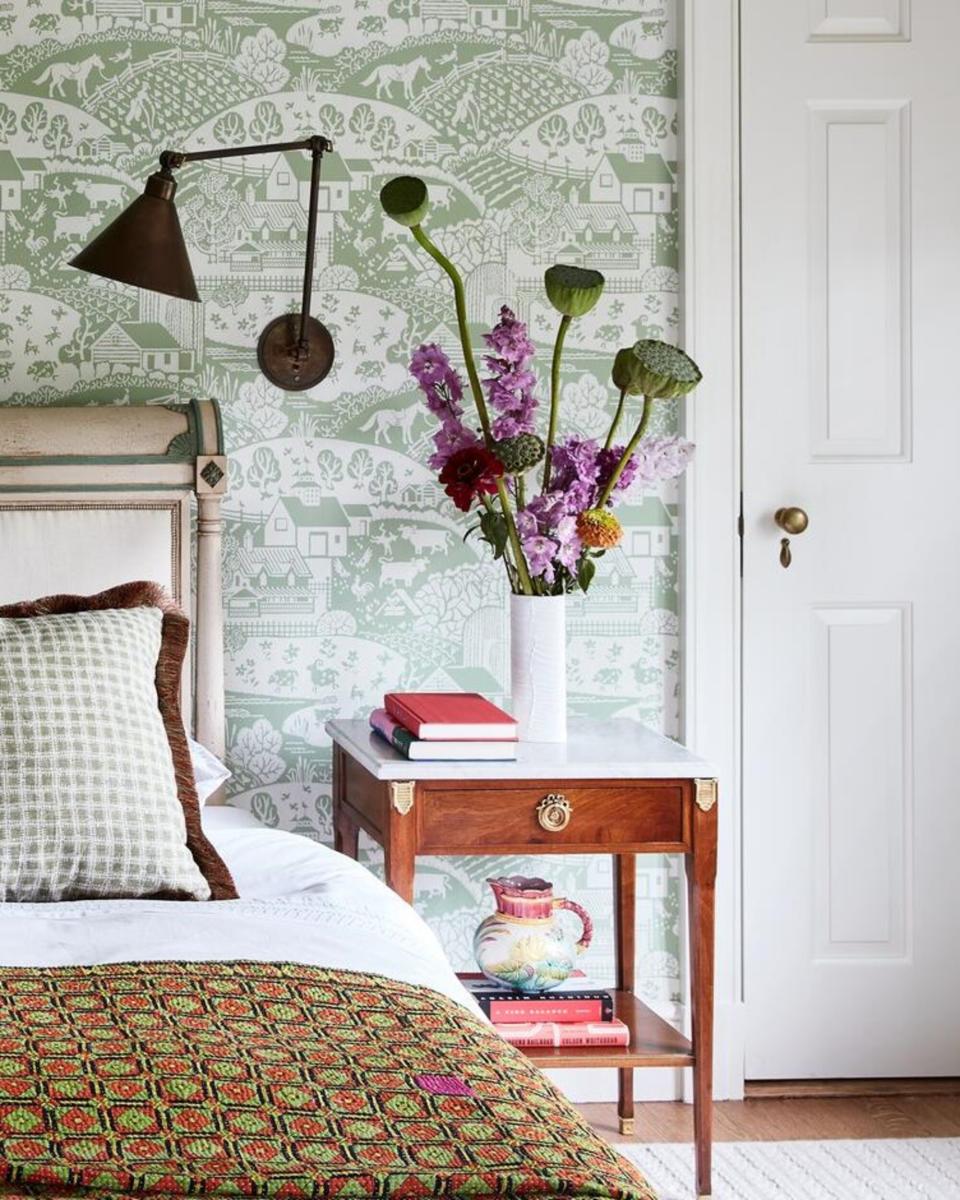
554, 898, 593, 953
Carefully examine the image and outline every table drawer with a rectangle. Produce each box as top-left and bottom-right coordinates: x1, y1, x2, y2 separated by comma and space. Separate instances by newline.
417, 782, 689, 854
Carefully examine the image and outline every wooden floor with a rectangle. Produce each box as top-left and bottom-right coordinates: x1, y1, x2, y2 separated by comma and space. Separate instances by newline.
580, 1091, 960, 1144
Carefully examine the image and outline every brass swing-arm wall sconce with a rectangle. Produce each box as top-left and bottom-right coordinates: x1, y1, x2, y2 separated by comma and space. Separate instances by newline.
70, 134, 335, 391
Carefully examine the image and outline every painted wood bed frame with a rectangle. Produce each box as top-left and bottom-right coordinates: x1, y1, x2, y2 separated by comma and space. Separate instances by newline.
0, 401, 228, 787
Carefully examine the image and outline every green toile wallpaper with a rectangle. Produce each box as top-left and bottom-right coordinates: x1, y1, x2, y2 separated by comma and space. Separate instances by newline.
0, 0, 683, 1007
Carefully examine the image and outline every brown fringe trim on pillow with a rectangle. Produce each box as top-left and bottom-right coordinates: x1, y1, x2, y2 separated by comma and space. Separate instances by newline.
0, 581, 238, 900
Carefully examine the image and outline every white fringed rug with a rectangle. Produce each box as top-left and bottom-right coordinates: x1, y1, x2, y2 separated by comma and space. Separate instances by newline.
618, 1139, 960, 1200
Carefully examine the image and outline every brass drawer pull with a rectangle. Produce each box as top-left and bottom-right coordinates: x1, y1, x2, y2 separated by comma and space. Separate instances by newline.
537, 793, 572, 831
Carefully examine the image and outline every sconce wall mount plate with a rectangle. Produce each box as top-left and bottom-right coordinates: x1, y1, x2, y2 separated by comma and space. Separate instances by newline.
257, 314, 335, 392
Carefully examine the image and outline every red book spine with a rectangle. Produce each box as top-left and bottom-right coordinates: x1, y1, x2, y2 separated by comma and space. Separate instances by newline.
495, 1020, 630, 1048
487, 999, 604, 1023
385, 694, 424, 737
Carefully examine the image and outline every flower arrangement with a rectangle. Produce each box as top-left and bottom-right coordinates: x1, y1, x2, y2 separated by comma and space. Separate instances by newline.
381, 175, 702, 598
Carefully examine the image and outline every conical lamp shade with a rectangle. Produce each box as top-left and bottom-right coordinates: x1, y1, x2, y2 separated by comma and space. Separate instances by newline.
70, 172, 199, 303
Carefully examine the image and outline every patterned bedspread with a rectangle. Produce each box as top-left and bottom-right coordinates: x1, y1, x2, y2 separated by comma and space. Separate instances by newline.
0, 961, 654, 1200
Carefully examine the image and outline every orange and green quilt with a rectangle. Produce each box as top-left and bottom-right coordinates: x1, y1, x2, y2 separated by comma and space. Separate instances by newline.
0, 961, 654, 1200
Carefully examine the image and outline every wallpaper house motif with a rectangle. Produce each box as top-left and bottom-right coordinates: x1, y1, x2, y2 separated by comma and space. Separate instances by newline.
0, 0, 683, 1008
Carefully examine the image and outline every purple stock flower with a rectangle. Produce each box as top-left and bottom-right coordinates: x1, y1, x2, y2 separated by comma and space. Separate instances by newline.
482, 306, 539, 440
596, 445, 640, 501
628, 435, 696, 489
549, 436, 601, 497
548, 434, 685, 512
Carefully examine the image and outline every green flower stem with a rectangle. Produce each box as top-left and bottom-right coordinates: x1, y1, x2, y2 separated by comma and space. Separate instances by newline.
516, 473, 526, 510
542, 312, 572, 490
479, 490, 533, 596
493, 478, 533, 595
604, 387, 628, 450
596, 397, 651, 509
411, 224, 491, 443
411, 223, 534, 595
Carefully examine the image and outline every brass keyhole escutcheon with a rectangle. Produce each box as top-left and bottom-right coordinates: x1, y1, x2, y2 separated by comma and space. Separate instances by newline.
537, 793, 572, 832
775, 506, 809, 568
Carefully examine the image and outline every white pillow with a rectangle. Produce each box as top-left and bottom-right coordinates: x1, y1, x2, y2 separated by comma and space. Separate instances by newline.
188, 737, 231, 804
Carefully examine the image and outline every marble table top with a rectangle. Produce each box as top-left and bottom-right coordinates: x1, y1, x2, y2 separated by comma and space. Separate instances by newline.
325, 716, 715, 782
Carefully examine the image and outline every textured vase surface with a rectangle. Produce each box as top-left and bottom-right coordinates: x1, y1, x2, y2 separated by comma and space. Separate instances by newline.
473, 876, 593, 992
510, 593, 567, 743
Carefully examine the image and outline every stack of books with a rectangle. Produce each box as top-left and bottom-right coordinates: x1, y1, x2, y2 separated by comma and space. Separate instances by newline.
461, 972, 630, 1049
370, 692, 518, 761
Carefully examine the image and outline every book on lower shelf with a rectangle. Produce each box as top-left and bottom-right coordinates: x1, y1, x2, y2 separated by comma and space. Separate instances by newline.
494, 1019, 631, 1049
370, 709, 517, 761
460, 972, 613, 1022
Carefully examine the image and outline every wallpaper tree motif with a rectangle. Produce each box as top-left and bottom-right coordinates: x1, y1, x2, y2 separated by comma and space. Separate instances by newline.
0, 0, 683, 1008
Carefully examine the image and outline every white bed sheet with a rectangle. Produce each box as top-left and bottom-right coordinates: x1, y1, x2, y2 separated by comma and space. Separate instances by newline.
0, 806, 480, 1017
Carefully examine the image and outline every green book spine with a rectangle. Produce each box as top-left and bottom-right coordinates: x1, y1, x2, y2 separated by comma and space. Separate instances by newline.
390, 725, 416, 757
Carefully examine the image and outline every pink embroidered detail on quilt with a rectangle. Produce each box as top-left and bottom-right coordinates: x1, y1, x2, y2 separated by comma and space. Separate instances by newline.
414, 1073, 476, 1096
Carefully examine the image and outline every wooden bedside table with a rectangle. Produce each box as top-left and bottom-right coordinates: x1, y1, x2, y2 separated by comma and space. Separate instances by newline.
325, 717, 718, 1198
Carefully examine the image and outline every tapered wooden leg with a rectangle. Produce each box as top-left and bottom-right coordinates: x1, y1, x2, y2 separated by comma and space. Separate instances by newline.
334, 810, 359, 860
687, 785, 718, 1197
384, 781, 417, 904
384, 840, 415, 903
332, 745, 359, 860
617, 1069, 635, 1137
614, 852, 637, 1137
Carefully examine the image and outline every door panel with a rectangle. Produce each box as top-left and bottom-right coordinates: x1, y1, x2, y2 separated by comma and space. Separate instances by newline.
808, 101, 910, 460
742, 0, 960, 1077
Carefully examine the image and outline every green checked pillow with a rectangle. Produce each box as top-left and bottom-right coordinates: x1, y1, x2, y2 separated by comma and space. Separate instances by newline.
0, 582, 236, 902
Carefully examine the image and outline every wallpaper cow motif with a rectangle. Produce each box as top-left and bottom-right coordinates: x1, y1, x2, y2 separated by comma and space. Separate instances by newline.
0, 0, 682, 1010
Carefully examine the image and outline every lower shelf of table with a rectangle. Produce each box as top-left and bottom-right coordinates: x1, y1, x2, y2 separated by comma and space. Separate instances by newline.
504, 990, 694, 1070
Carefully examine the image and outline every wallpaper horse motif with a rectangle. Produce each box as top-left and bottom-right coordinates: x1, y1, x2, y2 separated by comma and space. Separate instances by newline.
0, 0, 682, 1008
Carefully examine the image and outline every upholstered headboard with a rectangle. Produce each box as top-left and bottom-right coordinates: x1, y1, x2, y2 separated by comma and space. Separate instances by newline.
0, 401, 228, 775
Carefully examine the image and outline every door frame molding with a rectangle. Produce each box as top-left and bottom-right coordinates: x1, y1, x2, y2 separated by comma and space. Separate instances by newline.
680, 0, 744, 1099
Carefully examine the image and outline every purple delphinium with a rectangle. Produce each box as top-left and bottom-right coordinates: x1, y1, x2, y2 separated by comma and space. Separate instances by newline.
410, 343, 464, 416
410, 343, 482, 470
520, 534, 558, 585
429, 421, 483, 471
482, 306, 539, 440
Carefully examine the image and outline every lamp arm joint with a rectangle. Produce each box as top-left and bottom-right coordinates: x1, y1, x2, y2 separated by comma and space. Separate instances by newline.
168, 135, 333, 169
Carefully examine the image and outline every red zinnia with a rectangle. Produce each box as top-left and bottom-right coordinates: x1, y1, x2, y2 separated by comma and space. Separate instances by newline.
438, 446, 504, 511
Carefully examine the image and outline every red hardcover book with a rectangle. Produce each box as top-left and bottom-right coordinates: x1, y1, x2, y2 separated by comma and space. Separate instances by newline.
494, 1019, 631, 1049
385, 692, 517, 741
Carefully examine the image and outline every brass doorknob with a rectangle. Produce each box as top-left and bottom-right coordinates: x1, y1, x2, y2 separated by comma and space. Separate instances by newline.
775, 506, 809, 535
774, 506, 808, 568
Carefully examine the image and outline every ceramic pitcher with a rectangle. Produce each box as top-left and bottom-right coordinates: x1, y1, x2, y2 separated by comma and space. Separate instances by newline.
473, 875, 593, 993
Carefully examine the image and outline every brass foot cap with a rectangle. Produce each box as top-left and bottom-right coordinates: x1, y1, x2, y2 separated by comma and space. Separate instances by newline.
618, 1117, 635, 1136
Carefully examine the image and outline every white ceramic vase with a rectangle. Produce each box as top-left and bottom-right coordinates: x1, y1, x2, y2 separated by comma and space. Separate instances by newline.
510, 593, 567, 743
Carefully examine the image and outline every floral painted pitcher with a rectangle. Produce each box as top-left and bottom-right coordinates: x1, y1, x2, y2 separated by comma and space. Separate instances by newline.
473, 876, 593, 993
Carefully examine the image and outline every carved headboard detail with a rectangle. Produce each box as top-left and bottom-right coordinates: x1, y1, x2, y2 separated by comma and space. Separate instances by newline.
0, 400, 228, 774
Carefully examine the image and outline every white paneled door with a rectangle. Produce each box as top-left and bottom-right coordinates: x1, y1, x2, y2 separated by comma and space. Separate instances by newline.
741, 1, 960, 1077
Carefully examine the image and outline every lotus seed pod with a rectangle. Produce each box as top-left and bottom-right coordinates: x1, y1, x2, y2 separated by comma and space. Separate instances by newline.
576, 508, 623, 549
611, 339, 702, 399
492, 433, 545, 474
379, 176, 430, 227
544, 264, 605, 318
